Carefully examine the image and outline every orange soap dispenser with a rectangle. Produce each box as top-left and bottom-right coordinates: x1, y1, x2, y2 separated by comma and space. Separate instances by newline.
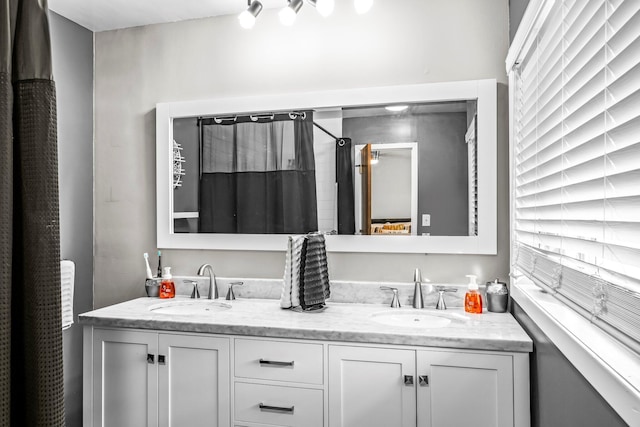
464, 274, 483, 314
159, 267, 176, 299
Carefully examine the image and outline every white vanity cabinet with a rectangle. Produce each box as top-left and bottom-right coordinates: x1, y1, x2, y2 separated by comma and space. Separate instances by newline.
328, 345, 416, 427
85, 327, 230, 427
328, 344, 529, 427
416, 350, 515, 427
233, 338, 325, 427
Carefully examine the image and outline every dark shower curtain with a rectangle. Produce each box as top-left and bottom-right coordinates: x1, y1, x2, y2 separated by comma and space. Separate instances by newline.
336, 138, 355, 234
1, 0, 65, 425
199, 112, 318, 234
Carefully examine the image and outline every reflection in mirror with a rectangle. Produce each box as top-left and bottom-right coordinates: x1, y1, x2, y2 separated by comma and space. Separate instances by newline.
172, 100, 477, 237
354, 143, 418, 235
156, 79, 497, 253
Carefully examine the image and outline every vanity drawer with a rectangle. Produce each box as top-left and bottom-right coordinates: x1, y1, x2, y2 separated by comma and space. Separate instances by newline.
234, 382, 323, 427
235, 338, 323, 384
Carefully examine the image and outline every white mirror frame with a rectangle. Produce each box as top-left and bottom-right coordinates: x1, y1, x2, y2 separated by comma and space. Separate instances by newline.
156, 78, 497, 254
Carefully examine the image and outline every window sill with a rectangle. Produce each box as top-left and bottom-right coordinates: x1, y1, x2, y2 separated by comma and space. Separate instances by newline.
511, 281, 640, 426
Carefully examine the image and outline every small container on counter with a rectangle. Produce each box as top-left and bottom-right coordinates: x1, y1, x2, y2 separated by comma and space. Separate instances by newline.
145, 278, 161, 297
485, 278, 509, 313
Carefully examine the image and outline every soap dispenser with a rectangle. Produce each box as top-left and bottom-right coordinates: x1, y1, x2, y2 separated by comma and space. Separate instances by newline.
159, 267, 175, 299
464, 274, 482, 314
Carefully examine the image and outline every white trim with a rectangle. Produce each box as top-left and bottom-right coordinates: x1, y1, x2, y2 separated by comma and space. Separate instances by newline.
512, 281, 640, 426
505, 0, 556, 72
156, 79, 498, 254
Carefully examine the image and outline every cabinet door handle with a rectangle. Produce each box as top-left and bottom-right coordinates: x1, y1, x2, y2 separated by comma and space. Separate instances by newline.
259, 359, 295, 367
419, 375, 429, 386
259, 403, 295, 414
404, 375, 414, 386
147, 354, 155, 364
158, 355, 166, 365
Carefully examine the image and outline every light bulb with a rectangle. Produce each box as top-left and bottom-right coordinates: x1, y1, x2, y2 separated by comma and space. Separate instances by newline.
280, 0, 303, 26
238, 1, 262, 29
279, 7, 296, 25
316, 0, 334, 17
238, 10, 256, 29
354, 0, 373, 14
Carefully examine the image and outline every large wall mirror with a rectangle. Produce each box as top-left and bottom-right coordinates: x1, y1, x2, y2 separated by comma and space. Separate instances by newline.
156, 79, 497, 253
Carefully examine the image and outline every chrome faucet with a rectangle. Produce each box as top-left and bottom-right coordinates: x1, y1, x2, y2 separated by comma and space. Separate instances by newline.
197, 264, 218, 299
184, 280, 200, 299
380, 286, 401, 308
225, 282, 243, 300
413, 268, 424, 309
434, 286, 458, 310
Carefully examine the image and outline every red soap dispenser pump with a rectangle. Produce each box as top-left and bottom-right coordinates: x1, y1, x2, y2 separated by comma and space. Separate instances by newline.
464, 274, 483, 314
159, 267, 175, 299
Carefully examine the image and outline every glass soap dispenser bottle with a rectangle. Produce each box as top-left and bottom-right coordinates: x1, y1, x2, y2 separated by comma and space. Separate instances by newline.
464, 274, 483, 314
159, 266, 175, 299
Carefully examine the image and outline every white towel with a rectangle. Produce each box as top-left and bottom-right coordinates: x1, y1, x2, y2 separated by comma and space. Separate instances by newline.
290, 236, 305, 307
61, 260, 75, 330
280, 235, 306, 309
280, 237, 294, 308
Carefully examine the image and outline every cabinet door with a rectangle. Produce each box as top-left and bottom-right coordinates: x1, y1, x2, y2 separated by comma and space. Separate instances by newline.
92, 328, 158, 427
328, 345, 416, 427
416, 350, 513, 427
158, 333, 230, 427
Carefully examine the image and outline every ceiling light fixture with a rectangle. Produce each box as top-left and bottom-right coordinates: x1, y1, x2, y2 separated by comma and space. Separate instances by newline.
279, 0, 304, 26
307, 0, 334, 17
238, 0, 263, 29
385, 105, 408, 112
239, 0, 372, 29
354, 0, 373, 14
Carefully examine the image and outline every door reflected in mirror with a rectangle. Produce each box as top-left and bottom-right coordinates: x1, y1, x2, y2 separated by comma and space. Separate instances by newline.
171, 100, 477, 237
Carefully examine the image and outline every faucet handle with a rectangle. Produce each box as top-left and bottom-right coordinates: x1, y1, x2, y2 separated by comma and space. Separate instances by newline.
434, 286, 458, 310
226, 282, 243, 300
380, 286, 401, 308
185, 280, 200, 299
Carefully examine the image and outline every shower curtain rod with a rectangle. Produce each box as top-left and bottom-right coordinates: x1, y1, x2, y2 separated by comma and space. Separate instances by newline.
198, 114, 345, 145
313, 121, 343, 143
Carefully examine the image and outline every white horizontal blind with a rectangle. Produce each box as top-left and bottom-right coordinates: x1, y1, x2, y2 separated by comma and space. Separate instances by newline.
512, 0, 640, 350
466, 116, 478, 236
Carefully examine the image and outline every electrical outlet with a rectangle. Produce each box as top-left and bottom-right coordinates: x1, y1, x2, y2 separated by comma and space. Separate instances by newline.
422, 214, 431, 227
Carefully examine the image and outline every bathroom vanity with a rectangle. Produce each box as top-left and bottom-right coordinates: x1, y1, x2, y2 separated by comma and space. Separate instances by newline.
81, 296, 532, 427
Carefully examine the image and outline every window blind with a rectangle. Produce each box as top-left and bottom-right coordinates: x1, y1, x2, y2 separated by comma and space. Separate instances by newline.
466, 115, 478, 236
511, 0, 640, 351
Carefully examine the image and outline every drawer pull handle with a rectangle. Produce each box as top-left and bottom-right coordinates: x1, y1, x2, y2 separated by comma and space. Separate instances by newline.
419, 375, 429, 386
259, 359, 295, 367
259, 403, 295, 414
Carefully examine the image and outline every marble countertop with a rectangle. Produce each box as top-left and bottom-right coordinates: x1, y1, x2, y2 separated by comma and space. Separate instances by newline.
79, 296, 532, 352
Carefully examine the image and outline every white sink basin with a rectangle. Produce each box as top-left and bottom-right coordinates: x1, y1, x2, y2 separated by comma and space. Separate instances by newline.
370, 311, 452, 328
149, 300, 232, 316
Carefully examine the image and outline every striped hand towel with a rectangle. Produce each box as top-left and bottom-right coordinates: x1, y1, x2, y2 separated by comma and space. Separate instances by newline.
299, 233, 330, 310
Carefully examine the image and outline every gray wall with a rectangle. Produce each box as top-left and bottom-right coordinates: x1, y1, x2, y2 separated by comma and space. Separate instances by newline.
343, 112, 469, 236
50, 12, 94, 427
509, 0, 530, 41
93, 0, 510, 308
508, 1, 627, 425
512, 303, 627, 427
